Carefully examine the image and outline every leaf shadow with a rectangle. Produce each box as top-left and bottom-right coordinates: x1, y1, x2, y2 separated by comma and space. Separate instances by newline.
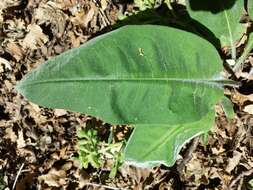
94, 3, 221, 51
188, 0, 237, 13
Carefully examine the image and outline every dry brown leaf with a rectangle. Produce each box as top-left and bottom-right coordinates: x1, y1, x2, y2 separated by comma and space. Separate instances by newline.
4, 19, 26, 39
231, 91, 249, 105
101, 0, 108, 10
17, 130, 26, 148
0, 57, 12, 71
38, 162, 72, 187
18, 148, 37, 163
244, 104, 253, 115
22, 24, 48, 50
29, 102, 41, 113
120, 164, 151, 184
0, 11, 2, 23
238, 72, 253, 80
84, 8, 95, 27
4, 127, 17, 142
185, 154, 203, 181
4, 80, 12, 91
6, 42, 24, 61
34, 2, 67, 38
71, 7, 96, 28
68, 31, 81, 47
211, 146, 226, 155
38, 168, 67, 187
54, 109, 68, 117
225, 151, 243, 173
75, 169, 90, 189
39, 135, 52, 151
0, 0, 21, 10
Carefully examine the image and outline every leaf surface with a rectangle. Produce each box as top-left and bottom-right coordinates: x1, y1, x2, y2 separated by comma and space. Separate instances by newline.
17, 25, 228, 167
186, 0, 244, 59
249, 1, 253, 20
125, 111, 213, 167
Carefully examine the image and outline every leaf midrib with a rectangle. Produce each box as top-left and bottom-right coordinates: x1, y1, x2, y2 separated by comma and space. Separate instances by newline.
222, 2, 236, 60
18, 77, 235, 88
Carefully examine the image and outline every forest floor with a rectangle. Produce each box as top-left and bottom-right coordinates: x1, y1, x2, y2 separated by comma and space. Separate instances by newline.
1, 0, 253, 190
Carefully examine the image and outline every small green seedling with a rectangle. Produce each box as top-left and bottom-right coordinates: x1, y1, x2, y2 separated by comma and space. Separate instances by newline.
16, 0, 252, 168
77, 129, 102, 169
77, 128, 123, 177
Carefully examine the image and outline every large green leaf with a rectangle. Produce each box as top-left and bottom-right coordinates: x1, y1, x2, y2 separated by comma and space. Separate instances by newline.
186, 0, 244, 60
17, 25, 228, 167
248, 1, 253, 20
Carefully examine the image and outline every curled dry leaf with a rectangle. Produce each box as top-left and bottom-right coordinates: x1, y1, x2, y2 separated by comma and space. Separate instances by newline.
22, 24, 48, 50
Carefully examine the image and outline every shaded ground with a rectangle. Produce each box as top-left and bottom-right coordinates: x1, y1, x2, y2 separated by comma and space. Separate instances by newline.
0, 0, 253, 189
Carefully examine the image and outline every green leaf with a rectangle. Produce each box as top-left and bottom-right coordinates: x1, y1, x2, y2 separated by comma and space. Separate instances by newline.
234, 32, 253, 72
17, 25, 230, 167
125, 111, 213, 167
248, 1, 253, 20
186, 0, 245, 60
221, 96, 234, 119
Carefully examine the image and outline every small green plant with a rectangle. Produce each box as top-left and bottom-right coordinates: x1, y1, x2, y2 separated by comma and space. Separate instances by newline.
0, 174, 5, 190
77, 128, 123, 177
77, 129, 102, 169
16, 0, 252, 168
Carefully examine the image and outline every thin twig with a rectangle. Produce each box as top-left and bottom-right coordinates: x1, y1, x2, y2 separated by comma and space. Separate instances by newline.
229, 169, 253, 189
237, 176, 244, 190
92, 0, 111, 27
12, 162, 25, 190
85, 182, 126, 190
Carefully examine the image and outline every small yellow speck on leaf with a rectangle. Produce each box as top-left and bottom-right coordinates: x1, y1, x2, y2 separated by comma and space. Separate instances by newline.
138, 48, 144, 56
